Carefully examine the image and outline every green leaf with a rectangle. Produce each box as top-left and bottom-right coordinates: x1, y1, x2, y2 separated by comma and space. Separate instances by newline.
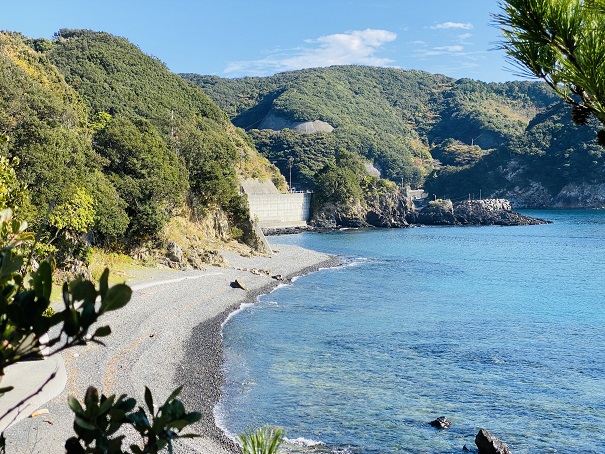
99, 268, 109, 299
164, 386, 183, 405
102, 284, 132, 312
144, 386, 154, 415
68, 396, 84, 414
70, 281, 97, 305
0, 250, 22, 278
74, 415, 97, 431
98, 394, 116, 415
93, 325, 112, 337
33, 261, 53, 300
0, 386, 14, 396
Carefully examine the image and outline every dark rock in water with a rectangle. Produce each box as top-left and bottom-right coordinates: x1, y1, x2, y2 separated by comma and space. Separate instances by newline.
412, 198, 548, 226
475, 428, 511, 454
429, 416, 451, 429
230, 279, 247, 290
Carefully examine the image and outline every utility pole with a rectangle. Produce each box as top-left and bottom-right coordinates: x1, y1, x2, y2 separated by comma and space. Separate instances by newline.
288, 156, 294, 192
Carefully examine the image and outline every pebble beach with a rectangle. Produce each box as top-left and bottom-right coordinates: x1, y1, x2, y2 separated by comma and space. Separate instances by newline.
4, 243, 338, 453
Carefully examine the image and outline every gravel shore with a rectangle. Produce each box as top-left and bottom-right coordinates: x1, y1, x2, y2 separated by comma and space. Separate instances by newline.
4, 243, 339, 453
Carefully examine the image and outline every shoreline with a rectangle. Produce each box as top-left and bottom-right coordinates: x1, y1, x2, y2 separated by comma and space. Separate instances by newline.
178, 249, 341, 453
3, 242, 339, 453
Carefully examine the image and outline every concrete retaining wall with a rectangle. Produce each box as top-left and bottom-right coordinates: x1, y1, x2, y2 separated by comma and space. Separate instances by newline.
247, 192, 312, 228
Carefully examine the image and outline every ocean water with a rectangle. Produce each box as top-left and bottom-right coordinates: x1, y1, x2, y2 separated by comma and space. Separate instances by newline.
217, 211, 605, 453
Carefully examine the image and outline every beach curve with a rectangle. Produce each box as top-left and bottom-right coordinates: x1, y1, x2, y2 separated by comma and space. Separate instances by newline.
3, 242, 339, 453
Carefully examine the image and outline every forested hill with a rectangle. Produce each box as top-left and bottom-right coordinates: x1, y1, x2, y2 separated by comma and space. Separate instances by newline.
0, 30, 284, 267
184, 66, 605, 208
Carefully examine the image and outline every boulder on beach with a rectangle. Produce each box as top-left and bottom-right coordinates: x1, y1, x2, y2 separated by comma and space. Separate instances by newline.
230, 279, 247, 290
475, 428, 511, 454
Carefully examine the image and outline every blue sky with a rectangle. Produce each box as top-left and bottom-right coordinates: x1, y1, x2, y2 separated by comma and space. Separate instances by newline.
4, 0, 526, 83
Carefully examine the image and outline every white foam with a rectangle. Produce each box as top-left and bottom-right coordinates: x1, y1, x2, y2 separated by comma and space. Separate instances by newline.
221, 302, 255, 328
285, 436, 325, 448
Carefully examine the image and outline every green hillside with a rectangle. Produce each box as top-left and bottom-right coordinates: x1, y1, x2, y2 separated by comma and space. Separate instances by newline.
0, 30, 283, 266
184, 66, 453, 187
184, 66, 604, 208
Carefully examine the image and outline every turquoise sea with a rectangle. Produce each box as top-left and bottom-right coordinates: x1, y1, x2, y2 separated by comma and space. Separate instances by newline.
217, 210, 605, 453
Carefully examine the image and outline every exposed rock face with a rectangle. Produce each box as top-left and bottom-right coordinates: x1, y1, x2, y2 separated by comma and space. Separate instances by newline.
411, 199, 456, 225
412, 199, 547, 226
552, 182, 605, 208
365, 191, 414, 227
475, 429, 511, 454
311, 191, 413, 229
312, 195, 545, 229
259, 112, 334, 134
493, 180, 605, 209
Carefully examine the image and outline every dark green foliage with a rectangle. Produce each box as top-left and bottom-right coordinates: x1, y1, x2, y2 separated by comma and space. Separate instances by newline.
49, 29, 226, 126
175, 117, 239, 207
1, 29, 263, 256
184, 66, 440, 186
0, 209, 131, 374
0, 32, 96, 227
425, 103, 605, 201
66, 386, 201, 453
184, 65, 577, 202
92, 115, 188, 239
314, 164, 361, 207
427, 78, 557, 148
0, 209, 201, 451
313, 150, 367, 207
47, 29, 250, 236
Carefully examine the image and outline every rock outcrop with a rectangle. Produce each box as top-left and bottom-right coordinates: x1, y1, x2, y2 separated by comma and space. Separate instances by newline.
311, 191, 414, 229
475, 429, 511, 454
411, 199, 548, 226
258, 112, 334, 134
429, 416, 451, 429
493, 180, 605, 209
310, 189, 546, 230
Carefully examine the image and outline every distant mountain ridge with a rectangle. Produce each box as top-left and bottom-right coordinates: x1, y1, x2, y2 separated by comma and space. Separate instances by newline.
183, 66, 605, 208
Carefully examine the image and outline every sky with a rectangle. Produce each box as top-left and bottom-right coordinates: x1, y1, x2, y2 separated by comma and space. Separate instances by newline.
4, 0, 528, 83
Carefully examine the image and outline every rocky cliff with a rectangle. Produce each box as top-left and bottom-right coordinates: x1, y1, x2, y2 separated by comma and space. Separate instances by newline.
311, 191, 414, 229
311, 197, 547, 229
411, 199, 548, 226
494, 182, 605, 209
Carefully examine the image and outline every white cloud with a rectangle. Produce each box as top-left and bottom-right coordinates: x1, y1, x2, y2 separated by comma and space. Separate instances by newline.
433, 45, 464, 52
414, 45, 466, 57
457, 33, 473, 43
224, 29, 397, 76
430, 22, 474, 30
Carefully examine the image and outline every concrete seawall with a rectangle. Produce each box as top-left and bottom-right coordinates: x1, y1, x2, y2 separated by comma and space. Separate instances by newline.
247, 192, 312, 229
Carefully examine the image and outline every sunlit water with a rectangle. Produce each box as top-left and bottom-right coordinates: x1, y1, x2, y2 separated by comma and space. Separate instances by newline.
217, 211, 605, 453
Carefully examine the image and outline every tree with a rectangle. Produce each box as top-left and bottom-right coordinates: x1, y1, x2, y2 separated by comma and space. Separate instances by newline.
494, 0, 605, 144
0, 208, 201, 452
